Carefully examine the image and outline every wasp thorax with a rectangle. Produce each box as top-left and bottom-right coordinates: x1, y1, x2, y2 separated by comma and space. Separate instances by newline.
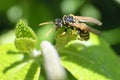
54, 18, 63, 28
63, 15, 74, 25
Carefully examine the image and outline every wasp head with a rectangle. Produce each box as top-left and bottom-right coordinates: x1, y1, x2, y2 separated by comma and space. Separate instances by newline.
54, 18, 63, 29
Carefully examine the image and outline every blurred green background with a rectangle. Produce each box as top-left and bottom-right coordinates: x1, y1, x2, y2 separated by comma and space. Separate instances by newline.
0, 0, 120, 55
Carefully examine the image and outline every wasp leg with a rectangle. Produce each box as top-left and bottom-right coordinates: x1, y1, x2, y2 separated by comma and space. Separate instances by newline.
61, 28, 67, 36
77, 37, 84, 41
70, 26, 76, 35
61, 32, 66, 36
71, 29, 76, 35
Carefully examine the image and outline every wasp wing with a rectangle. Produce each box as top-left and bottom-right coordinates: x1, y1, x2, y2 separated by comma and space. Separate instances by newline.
70, 23, 102, 35
73, 16, 102, 26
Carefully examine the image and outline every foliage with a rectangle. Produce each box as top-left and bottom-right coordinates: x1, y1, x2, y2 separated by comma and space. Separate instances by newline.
14, 20, 37, 53
0, 19, 120, 80
0, 0, 120, 80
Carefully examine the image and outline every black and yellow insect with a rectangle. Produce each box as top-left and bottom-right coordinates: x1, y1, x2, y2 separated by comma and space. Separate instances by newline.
39, 14, 102, 41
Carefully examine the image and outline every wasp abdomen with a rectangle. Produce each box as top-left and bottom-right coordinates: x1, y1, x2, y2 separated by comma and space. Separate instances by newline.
77, 29, 89, 40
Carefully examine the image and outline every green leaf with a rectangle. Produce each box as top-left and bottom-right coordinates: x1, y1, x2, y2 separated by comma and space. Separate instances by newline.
102, 27, 120, 45
0, 43, 40, 80
36, 24, 56, 48
0, 30, 15, 45
56, 32, 120, 80
115, 0, 120, 4
55, 26, 78, 49
14, 38, 36, 53
14, 20, 37, 53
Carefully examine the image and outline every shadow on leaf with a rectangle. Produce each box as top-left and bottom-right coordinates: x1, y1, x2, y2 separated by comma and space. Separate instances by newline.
3, 51, 31, 73
24, 62, 40, 80
59, 40, 120, 80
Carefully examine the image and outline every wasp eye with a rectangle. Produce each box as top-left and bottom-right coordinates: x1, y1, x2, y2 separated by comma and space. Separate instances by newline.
63, 15, 74, 25
54, 18, 63, 28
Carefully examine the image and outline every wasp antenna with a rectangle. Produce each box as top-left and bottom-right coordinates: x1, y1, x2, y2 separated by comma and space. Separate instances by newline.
39, 22, 53, 26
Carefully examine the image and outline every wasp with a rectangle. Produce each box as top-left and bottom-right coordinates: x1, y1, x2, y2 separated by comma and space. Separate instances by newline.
39, 14, 102, 41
